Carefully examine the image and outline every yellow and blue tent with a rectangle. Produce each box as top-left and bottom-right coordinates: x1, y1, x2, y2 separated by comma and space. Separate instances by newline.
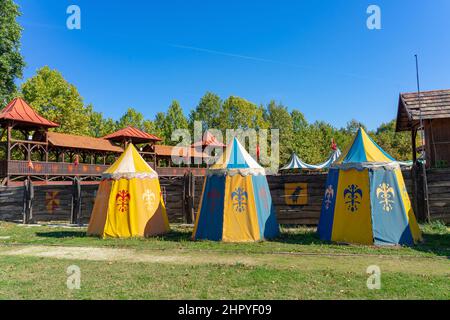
88, 144, 169, 238
318, 128, 422, 246
192, 137, 279, 242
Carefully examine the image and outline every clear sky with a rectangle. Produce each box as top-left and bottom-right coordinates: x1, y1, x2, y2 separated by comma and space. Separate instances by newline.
15, 0, 450, 130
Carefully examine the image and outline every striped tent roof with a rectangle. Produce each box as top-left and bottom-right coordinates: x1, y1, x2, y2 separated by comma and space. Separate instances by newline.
315, 148, 342, 170
280, 153, 318, 170
334, 128, 396, 169
103, 143, 158, 180
209, 137, 265, 176
280, 148, 342, 171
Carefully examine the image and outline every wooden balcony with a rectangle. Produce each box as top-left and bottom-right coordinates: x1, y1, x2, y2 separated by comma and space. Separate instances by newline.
6, 160, 109, 177
0, 160, 208, 183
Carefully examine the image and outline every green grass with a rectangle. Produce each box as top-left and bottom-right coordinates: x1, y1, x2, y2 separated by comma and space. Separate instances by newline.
0, 221, 449, 258
0, 221, 448, 299
0, 255, 448, 300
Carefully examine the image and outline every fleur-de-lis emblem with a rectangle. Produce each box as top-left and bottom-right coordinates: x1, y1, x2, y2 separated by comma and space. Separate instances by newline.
344, 184, 363, 212
324, 185, 334, 210
376, 183, 395, 212
116, 190, 131, 213
142, 189, 156, 211
231, 187, 248, 213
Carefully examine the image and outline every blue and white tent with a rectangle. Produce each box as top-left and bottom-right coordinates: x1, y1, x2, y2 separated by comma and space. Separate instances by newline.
280, 148, 342, 171
192, 137, 279, 242
315, 148, 342, 170
280, 153, 319, 170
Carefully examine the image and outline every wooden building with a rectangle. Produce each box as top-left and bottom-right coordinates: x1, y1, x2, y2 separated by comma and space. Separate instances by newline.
396, 89, 450, 223
103, 126, 161, 163
396, 89, 450, 168
0, 98, 209, 185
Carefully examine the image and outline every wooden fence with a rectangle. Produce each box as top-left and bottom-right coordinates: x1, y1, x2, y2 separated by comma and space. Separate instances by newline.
0, 170, 448, 225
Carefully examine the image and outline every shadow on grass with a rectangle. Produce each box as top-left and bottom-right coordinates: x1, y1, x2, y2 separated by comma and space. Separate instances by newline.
273, 229, 325, 245
36, 231, 87, 239
34, 229, 193, 241
412, 233, 450, 258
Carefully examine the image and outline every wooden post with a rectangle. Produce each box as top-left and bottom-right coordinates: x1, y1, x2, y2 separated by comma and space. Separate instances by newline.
71, 177, 81, 224
45, 129, 49, 162
6, 124, 11, 185
412, 128, 417, 163
23, 178, 34, 224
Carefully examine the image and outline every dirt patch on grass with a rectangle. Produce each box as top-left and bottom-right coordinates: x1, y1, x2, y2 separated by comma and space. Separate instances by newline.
0, 245, 257, 266
0, 245, 448, 276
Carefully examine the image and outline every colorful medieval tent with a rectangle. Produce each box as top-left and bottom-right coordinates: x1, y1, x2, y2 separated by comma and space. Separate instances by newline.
192, 137, 279, 242
88, 144, 169, 238
317, 128, 422, 246
315, 148, 342, 170
280, 153, 319, 170
280, 148, 342, 171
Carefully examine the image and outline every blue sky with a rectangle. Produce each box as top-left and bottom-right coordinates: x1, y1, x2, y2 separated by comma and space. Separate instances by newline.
15, 0, 450, 130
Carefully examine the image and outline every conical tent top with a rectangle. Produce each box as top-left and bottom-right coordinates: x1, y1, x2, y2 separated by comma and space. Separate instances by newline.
334, 127, 396, 169
103, 143, 158, 179
209, 137, 265, 175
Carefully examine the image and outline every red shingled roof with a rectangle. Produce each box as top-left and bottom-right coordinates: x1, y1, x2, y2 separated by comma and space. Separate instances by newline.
103, 126, 162, 143
191, 131, 226, 148
0, 97, 59, 128
47, 132, 123, 153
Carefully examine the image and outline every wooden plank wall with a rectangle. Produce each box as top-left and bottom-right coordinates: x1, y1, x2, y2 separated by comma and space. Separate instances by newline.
0, 171, 447, 225
32, 185, 73, 222
267, 174, 327, 225
425, 168, 450, 223
0, 186, 23, 221
150, 176, 205, 223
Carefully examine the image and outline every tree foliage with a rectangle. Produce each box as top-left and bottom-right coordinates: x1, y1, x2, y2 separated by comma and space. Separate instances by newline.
21, 66, 91, 135
0, 0, 25, 105
219, 96, 268, 131
17, 66, 411, 163
152, 101, 189, 145
189, 92, 222, 130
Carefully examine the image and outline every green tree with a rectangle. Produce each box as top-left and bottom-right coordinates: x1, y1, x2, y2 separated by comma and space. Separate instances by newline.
345, 119, 366, 134
373, 120, 412, 160
189, 92, 222, 130
153, 101, 188, 145
21, 66, 90, 135
219, 96, 269, 131
117, 107, 145, 129
291, 109, 308, 133
87, 104, 117, 137
266, 101, 294, 164
0, 0, 25, 105
153, 112, 167, 141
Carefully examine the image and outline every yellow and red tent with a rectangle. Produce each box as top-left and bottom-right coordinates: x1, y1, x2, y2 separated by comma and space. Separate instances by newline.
88, 144, 169, 238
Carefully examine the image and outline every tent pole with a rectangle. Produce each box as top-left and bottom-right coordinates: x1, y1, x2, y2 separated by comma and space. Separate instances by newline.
415, 54, 431, 223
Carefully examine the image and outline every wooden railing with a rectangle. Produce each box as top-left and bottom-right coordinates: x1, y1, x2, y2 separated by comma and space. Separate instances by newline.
6, 160, 109, 177
1, 160, 208, 178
